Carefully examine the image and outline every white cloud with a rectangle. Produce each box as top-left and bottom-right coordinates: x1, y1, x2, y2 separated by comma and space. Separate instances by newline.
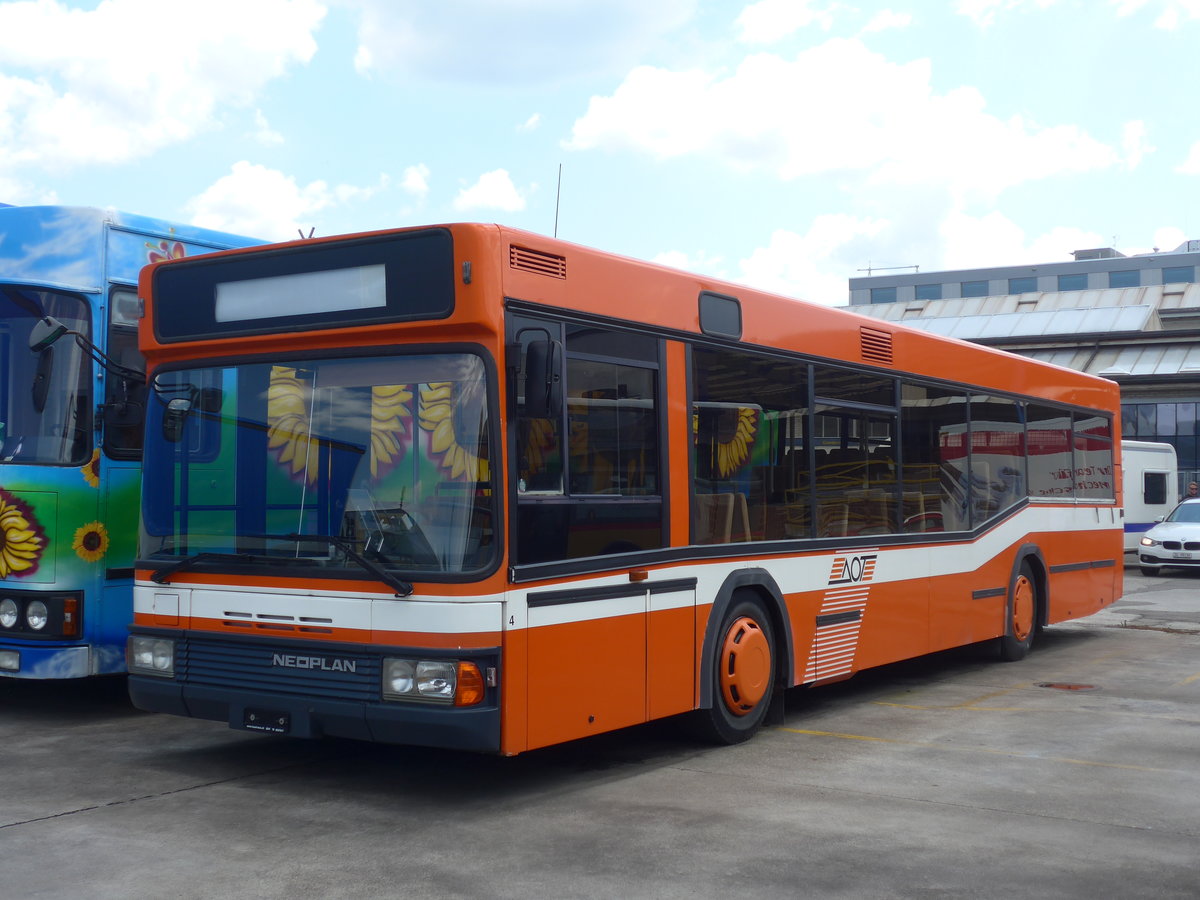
1113, 0, 1200, 28
957, 0, 1199, 27
1121, 120, 1153, 169
937, 210, 1108, 269
0, 0, 324, 171
251, 110, 285, 146
736, 214, 890, 305
954, 0, 1058, 27
519, 113, 542, 132
0, 175, 57, 206
651, 248, 727, 278
565, 39, 1120, 200
344, 0, 695, 82
735, 0, 838, 43
186, 161, 385, 241
861, 9, 912, 32
401, 164, 431, 199
453, 169, 526, 213
1177, 141, 1200, 175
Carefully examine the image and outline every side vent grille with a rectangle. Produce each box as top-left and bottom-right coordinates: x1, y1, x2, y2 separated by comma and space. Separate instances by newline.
860, 326, 894, 365
510, 244, 567, 279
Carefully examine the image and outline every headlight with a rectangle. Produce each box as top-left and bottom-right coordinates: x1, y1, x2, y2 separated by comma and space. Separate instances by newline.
416, 660, 456, 700
25, 600, 48, 631
127, 636, 176, 677
0, 592, 82, 638
382, 657, 484, 705
383, 658, 415, 696
1140, 536, 1160, 547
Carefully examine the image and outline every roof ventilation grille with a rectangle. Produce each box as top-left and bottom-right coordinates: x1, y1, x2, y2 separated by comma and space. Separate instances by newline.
510, 245, 567, 279
860, 326, 894, 365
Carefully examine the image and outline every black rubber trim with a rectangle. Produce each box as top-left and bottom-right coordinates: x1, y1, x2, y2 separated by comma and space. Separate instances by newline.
816, 610, 862, 627
972, 587, 1006, 600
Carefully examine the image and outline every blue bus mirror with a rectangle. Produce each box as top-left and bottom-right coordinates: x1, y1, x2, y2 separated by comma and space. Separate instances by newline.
29, 316, 69, 351
162, 397, 193, 443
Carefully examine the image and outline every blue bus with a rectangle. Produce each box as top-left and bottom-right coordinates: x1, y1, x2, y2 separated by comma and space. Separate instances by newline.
0, 205, 259, 678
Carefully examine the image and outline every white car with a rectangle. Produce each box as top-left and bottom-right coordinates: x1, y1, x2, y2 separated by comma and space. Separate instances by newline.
1138, 497, 1200, 576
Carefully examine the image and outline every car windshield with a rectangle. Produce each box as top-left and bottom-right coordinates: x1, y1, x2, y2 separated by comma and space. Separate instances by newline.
0, 286, 92, 464
1166, 502, 1200, 523
140, 352, 495, 576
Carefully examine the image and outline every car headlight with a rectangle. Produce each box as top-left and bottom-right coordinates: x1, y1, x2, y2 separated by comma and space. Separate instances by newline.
127, 636, 176, 677
1140, 536, 1161, 547
0, 598, 17, 629
25, 600, 48, 631
382, 657, 485, 706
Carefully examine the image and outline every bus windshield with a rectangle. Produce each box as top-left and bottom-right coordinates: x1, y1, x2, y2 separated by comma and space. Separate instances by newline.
0, 286, 92, 465
141, 352, 495, 577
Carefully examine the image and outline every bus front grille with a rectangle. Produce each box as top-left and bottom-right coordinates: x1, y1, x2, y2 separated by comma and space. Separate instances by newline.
179, 637, 380, 702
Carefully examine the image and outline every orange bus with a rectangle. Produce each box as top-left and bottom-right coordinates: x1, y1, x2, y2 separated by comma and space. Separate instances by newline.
126, 224, 1122, 754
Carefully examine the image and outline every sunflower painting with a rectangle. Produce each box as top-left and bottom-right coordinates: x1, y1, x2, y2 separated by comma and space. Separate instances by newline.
419, 382, 489, 481
369, 384, 413, 479
0, 488, 47, 578
265, 366, 321, 485
72, 521, 110, 563
714, 407, 758, 478
81, 448, 100, 488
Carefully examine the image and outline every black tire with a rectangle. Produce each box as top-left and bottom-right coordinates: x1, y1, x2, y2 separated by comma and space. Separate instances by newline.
690, 595, 776, 744
1139, 565, 1161, 577
998, 561, 1038, 662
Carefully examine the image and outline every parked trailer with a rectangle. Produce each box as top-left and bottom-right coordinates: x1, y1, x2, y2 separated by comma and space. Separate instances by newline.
1121, 440, 1178, 552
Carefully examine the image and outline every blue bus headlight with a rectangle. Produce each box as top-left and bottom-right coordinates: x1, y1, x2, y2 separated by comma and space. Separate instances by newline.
128, 636, 176, 677
0, 598, 17, 629
25, 600, 48, 631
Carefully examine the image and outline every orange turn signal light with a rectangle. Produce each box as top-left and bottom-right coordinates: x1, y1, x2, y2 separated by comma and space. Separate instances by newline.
455, 661, 485, 706
62, 597, 79, 637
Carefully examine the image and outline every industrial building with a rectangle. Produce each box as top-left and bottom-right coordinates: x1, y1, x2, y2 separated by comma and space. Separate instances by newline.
849, 240, 1200, 487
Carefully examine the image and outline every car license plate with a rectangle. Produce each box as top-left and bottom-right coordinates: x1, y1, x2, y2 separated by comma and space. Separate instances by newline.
1172, 551, 1193, 559
243, 708, 290, 734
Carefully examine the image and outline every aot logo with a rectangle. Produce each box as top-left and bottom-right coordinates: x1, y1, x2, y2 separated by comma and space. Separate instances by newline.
828, 554, 878, 586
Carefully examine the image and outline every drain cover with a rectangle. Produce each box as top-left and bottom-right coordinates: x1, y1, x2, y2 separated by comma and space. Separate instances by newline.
1036, 682, 1097, 692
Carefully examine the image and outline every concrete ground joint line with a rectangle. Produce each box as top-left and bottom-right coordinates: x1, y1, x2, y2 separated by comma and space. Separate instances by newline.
0, 758, 330, 831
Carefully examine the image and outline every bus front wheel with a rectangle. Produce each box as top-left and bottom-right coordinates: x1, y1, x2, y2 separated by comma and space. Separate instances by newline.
691, 596, 776, 744
998, 562, 1038, 662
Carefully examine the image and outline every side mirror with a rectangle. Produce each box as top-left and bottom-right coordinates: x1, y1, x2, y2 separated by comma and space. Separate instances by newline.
524, 339, 563, 419
162, 397, 193, 443
29, 316, 69, 352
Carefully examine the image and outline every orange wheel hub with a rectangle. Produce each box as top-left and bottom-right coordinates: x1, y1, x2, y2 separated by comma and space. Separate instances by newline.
1011, 575, 1034, 642
719, 616, 771, 716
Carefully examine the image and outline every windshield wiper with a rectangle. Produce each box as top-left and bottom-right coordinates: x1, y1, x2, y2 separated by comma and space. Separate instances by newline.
150, 552, 257, 585
269, 532, 414, 598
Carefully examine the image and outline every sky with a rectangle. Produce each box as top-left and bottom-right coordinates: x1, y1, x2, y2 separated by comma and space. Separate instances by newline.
1, 0, 1198, 307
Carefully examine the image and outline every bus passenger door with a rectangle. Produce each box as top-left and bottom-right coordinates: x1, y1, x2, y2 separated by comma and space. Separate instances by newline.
525, 585, 648, 750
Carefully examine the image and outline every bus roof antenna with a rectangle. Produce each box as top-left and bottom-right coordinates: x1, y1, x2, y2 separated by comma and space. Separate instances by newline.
554, 163, 562, 238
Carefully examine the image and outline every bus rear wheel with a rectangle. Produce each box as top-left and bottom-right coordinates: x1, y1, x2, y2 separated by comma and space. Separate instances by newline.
692, 596, 776, 744
998, 562, 1038, 662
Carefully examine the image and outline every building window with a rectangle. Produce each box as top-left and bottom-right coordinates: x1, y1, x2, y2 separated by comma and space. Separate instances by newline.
1163, 265, 1195, 284
1008, 276, 1037, 294
1109, 270, 1139, 288
870, 286, 897, 304
1058, 273, 1087, 291
960, 280, 989, 298
915, 283, 942, 300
